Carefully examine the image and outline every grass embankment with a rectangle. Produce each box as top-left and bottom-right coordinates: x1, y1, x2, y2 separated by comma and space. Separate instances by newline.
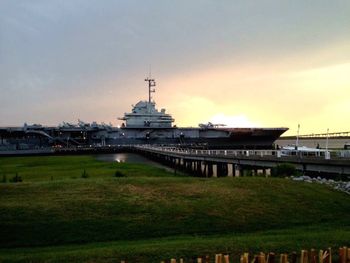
0, 155, 349, 262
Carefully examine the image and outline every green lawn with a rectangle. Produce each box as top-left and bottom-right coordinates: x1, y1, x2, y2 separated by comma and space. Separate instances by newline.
0, 155, 176, 182
0, 155, 349, 262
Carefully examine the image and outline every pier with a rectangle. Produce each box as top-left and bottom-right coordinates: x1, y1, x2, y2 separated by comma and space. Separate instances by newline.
1, 144, 350, 177
134, 146, 350, 177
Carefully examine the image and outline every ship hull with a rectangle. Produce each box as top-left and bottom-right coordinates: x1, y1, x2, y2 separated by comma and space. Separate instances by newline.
0, 126, 288, 150
101, 127, 288, 149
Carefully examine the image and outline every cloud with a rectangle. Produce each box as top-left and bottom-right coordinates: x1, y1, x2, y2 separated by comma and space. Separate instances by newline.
0, 0, 349, 134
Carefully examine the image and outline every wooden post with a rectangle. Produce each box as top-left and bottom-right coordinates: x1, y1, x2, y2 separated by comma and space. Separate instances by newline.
215, 254, 223, 263
198, 258, 203, 263
266, 168, 271, 176
301, 250, 309, 263
218, 254, 223, 263
205, 255, 210, 263
339, 247, 347, 263
171, 259, 177, 263
323, 248, 332, 263
258, 253, 266, 263
240, 253, 249, 263
235, 164, 241, 177
179, 258, 184, 263
213, 164, 218, 178
319, 250, 324, 263
280, 254, 288, 263
228, 163, 234, 177
267, 253, 275, 263
291, 252, 297, 263
224, 254, 230, 263
310, 249, 318, 263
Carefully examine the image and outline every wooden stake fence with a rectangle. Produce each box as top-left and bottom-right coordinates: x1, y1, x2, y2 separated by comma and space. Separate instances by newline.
121, 247, 349, 263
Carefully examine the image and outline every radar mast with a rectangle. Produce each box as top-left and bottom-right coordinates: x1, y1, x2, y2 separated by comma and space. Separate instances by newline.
145, 77, 156, 103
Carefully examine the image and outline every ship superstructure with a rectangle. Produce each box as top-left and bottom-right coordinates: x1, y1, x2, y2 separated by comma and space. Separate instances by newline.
118, 78, 174, 128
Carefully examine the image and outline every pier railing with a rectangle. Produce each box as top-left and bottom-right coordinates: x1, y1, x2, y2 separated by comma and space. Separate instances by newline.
135, 145, 350, 160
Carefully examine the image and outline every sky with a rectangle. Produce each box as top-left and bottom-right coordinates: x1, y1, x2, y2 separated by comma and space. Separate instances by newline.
1, 0, 350, 135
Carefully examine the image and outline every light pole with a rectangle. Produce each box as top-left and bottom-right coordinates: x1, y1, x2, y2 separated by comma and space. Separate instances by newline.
326, 128, 329, 151
325, 128, 330, 160
296, 124, 300, 150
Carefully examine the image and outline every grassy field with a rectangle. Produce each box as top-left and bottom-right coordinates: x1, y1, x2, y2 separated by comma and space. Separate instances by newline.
0, 155, 349, 262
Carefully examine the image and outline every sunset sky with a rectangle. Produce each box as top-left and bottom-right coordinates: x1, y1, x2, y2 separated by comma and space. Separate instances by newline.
1, 1, 350, 135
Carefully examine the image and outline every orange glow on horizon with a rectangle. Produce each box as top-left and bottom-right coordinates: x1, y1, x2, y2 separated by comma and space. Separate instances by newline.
156, 62, 350, 136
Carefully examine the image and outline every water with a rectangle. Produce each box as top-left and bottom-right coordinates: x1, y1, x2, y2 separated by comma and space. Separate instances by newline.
96, 153, 153, 163
95, 153, 174, 172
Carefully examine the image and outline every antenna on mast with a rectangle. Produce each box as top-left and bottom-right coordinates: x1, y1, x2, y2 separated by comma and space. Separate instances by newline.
145, 77, 156, 103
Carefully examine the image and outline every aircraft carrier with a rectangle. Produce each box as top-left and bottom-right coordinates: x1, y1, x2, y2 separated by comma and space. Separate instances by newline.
0, 78, 288, 150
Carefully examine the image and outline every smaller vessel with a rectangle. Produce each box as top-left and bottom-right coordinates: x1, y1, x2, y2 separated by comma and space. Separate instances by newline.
281, 145, 327, 154
281, 125, 325, 155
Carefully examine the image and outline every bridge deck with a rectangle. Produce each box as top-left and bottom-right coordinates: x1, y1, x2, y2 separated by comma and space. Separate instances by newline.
135, 146, 350, 175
